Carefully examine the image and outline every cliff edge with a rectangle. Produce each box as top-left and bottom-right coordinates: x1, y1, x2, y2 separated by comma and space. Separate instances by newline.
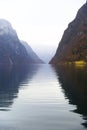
50, 3, 87, 64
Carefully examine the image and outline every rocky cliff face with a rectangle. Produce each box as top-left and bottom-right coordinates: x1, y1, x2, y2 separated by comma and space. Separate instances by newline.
0, 19, 43, 65
50, 3, 87, 64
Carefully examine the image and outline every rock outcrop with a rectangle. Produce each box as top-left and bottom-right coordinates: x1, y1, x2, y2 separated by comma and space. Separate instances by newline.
0, 19, 43, 65
50, 3, 87, 64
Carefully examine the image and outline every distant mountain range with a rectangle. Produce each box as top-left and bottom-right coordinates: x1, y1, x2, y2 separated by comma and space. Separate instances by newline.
50, 3, 87, 64
0, 19, 43, 65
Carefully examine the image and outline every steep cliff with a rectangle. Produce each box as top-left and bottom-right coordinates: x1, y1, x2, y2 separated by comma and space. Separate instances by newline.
0, 19, 43, 65
50, 3, 87, 64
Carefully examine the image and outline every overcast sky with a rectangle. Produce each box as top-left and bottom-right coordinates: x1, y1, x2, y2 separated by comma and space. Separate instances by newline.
0, 0, 85, 62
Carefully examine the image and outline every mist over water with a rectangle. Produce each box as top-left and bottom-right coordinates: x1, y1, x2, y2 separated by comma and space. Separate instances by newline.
0, 64, 86, 130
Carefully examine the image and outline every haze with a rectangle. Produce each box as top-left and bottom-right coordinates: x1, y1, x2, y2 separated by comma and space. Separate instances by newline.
0, 0, 85, 62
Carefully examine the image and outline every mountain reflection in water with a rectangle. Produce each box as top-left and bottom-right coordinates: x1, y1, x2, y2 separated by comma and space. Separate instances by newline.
53, 64, 87, 128
0, 65, 38, 111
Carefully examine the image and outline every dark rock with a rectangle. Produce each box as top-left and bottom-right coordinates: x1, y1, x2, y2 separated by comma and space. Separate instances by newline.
50, 4, 87, 64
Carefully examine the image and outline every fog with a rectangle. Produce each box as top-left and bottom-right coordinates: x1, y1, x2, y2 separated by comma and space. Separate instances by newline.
0, 0, 85, 62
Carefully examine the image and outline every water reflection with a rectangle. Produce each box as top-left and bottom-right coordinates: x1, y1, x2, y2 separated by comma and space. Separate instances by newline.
53, 64, 87, 128
0, 65, 38, 111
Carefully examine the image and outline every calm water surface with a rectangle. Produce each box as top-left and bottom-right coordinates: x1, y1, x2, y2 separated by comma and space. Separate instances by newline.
0, 64, 87, 130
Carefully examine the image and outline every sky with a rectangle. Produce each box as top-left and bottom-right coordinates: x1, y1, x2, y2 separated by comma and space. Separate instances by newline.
0, 0, 86, 62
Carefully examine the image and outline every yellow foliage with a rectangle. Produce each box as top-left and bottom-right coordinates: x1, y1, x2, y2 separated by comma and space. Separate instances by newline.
74, 61, 86, 67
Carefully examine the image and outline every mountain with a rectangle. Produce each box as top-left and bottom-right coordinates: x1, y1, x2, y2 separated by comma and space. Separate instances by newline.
50, 3, 87, 64
0, 19, 43, 65
21, 41, 44, 63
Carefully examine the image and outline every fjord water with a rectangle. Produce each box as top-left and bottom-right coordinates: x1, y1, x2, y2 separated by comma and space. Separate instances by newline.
0, 64, 87, 130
